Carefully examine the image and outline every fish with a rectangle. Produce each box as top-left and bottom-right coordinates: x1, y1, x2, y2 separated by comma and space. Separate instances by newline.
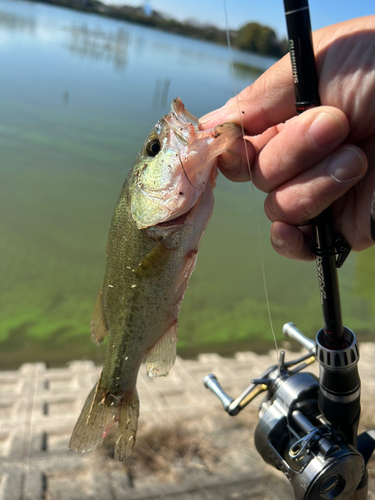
69, 98, 242, 460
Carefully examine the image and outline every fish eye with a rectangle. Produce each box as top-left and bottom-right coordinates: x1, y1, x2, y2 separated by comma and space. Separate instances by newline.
146, 138, 161, 157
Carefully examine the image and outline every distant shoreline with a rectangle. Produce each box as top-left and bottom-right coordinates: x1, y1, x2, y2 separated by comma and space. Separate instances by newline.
25, 0, 287, 58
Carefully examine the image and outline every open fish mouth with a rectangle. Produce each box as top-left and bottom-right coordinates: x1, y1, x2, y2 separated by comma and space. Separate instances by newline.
165, 98, 239, 165
169, 97, 199, 128
164, 98, 198, 147
130, 98, 243, 230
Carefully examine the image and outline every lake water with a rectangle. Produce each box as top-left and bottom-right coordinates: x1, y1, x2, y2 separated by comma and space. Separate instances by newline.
1, 0, 374, 369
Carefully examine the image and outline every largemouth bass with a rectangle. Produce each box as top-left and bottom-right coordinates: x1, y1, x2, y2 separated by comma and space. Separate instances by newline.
69, 98, 242, 460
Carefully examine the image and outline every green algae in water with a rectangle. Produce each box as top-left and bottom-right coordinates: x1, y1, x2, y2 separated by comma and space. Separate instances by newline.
1, 0, 374, 369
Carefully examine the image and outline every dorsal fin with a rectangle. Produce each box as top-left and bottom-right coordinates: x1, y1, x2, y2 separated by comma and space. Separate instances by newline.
90, 291, 108, 344
145, 322, 178, 377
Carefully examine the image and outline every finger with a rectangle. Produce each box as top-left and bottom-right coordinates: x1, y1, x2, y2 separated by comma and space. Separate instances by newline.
199, 55, 295, 133
252, 106, 349, 192
264, 145, 368, 225
218, 138, 255, 182
332, 134, 375, 252
199, 19, 375, 135
215, 127, 279, 183
248, 126, 280, 153
216, 106, 349, 189
270, 222, 314, 261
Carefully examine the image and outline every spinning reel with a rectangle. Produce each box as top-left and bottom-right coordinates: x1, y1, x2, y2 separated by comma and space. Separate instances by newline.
204, 323, 375, 500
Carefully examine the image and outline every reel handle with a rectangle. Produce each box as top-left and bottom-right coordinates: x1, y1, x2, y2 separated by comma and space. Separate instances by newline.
203, 374, 234, 411
204, 372, 269, 416
283, 322, 316, 352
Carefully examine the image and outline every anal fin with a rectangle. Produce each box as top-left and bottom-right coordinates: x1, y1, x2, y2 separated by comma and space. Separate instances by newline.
145, 322, 178, 377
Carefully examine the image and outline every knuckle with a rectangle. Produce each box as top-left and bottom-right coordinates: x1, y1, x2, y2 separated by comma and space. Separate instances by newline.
296, 194, 318, 223
265, 189, 316, 225
264, 194, 279, 222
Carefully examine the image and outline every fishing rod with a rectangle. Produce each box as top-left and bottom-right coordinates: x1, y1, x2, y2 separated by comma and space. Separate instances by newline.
284, 0, 349, 341
203, 1, 375, 498
283, 0, 361, 449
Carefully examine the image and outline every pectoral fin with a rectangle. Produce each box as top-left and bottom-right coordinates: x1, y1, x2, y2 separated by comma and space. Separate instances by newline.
133, 241, 175, 278
90, 291, 108, 344
145, 322, 178, 377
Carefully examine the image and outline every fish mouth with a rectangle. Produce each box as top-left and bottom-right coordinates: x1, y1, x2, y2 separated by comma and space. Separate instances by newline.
164, 98, 198, 147
164, 98, 242, 179
131, 98, 242, 230
170, 98, 199, 128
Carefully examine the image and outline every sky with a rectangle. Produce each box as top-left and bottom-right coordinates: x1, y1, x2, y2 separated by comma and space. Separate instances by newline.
104, 0, 374, 38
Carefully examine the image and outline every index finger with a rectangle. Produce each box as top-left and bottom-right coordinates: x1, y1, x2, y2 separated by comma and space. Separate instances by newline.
199, 17, 375, 135
199, 55, 296, 134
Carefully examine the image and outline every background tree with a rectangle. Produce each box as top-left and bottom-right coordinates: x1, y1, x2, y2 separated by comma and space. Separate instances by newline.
233, 22, 287, 58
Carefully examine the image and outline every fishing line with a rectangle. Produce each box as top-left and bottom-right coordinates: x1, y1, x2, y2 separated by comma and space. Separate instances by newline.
222, 1, 280, 362
222, 3, 293, 446
179, 154, 195, 187
222, 1, 294, 449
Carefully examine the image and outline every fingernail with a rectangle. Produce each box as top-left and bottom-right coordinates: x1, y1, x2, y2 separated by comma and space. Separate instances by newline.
220, 149, 242, 169
199, 108, 222, 125
271, 227, 285, 248
329, 146, 366, 182
309, 112, 346, 148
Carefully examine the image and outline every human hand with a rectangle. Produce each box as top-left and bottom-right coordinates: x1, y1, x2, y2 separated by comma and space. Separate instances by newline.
199, 16, 375, 261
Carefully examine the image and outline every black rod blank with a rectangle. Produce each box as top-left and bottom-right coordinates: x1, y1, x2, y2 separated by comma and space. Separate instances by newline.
283, 0, 344, 339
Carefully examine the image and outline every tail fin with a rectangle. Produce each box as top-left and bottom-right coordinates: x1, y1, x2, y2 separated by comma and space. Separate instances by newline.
114, 391, 139, 460
69, 379, 139, 460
